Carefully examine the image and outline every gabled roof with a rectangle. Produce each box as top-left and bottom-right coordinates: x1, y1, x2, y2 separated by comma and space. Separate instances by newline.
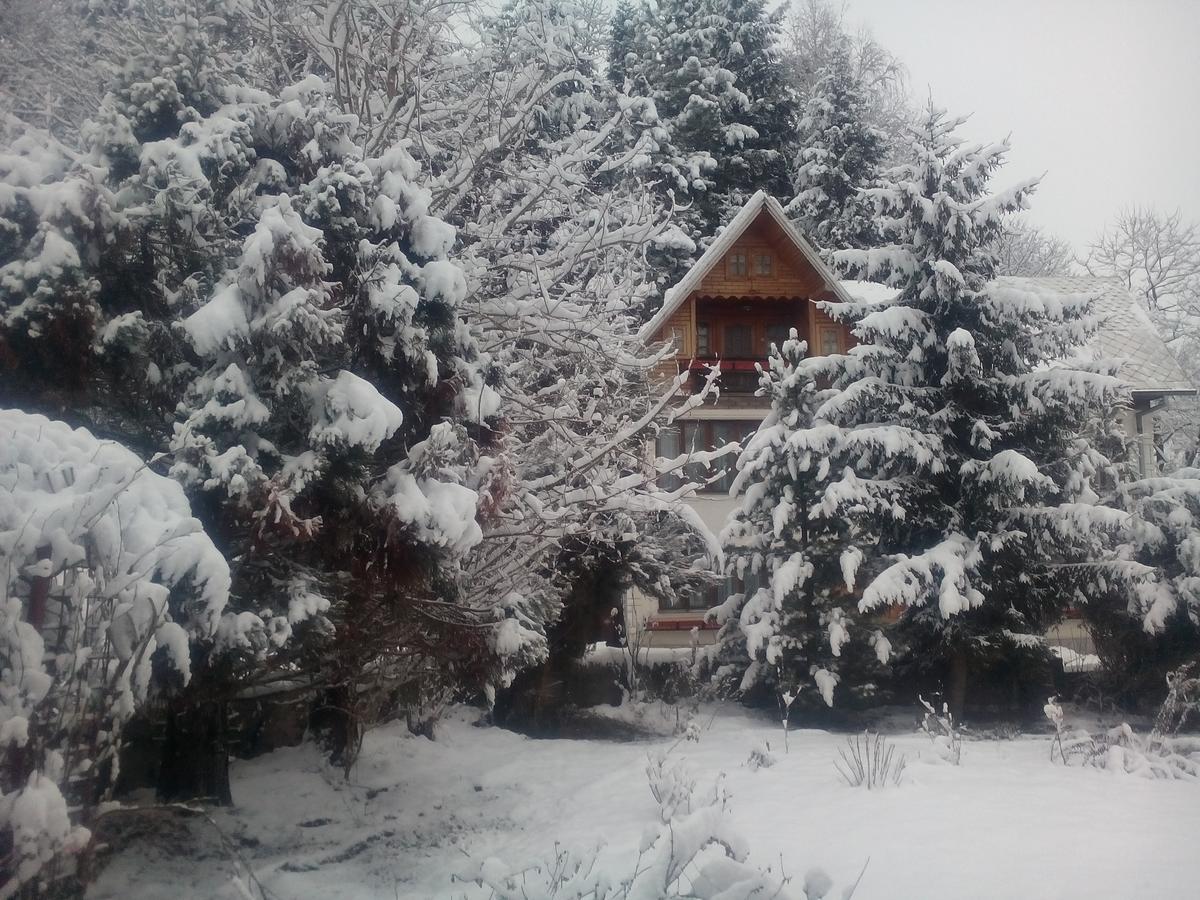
639, 191, 857, 342
994, 275, 1194, 397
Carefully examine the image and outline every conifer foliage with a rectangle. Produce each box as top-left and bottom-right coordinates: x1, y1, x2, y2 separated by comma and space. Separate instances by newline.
618, 0, 798, 242
710, 332, 890, 707
786, 37, 887, 252
829, 105, 1132, 713
0, 9, 506, 766
726, 104, 1131, 713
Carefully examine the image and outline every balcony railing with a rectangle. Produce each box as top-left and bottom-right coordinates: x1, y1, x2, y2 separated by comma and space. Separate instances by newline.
681, 357, 766, 394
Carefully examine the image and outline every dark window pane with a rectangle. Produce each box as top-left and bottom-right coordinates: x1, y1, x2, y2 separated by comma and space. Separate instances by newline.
725, 323, 752, 356
765, 324, 789, 355
697, 322, 711, 356
656, 425, 682, 490
713, 421, 735, 492
682, 422, 705, 487
755, 253, 772, 275
728, 251, 747, 276
720, 371, 759, 393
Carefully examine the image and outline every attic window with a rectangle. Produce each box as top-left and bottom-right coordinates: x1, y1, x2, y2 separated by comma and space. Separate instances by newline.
755, 252, 772, 276
727, 250, 747, 277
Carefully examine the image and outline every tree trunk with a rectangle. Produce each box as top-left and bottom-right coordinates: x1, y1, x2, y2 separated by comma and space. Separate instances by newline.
157, 699, 232, 805
948, 648, 969, 723
310, 683, 361, 777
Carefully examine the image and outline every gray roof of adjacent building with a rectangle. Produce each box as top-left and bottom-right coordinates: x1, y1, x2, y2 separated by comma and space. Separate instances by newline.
995, 275, 1195, 397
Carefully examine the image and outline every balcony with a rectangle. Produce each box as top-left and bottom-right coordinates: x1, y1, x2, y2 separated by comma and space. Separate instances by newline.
680, 357, 768, 396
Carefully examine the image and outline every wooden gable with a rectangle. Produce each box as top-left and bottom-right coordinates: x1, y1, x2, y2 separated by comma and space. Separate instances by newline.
695, 210, 827, 300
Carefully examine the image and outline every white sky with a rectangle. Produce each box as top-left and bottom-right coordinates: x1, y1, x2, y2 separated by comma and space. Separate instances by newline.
843, 0, 1200, 251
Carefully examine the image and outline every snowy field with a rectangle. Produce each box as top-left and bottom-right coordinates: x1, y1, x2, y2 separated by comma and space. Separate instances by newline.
90, 705, 1200, 900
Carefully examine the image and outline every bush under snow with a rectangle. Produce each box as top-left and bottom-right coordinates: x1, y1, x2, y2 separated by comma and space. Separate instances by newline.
0, 409, 231, 896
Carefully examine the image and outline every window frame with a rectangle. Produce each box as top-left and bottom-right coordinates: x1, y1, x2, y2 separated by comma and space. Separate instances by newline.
727, 249, 748, 278
654, 419, 759, 495
724, 322, 753, 357
819, 324, 841, 356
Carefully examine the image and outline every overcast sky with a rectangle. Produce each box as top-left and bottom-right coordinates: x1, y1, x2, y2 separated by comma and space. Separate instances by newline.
841, 0, 1200, 251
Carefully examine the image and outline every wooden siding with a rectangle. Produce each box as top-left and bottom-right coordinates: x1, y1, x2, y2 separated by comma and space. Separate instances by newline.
695, 216, 825, 299
648, 207, 857, 404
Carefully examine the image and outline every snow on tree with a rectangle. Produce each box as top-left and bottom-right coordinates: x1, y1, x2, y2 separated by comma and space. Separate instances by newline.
0, 409, 232, 896
1080, 469, 1200, 697
706, 333, 889, 707
619, 0, 798, 243
786, 36, 887, 253
813, 103, 1134, 716
0, 1, 257, 146
421, 0, 725, 696
608, 0, 638, 88
0, 9, 505, 770
126, 0, 728, 717
781, 0, 911, 158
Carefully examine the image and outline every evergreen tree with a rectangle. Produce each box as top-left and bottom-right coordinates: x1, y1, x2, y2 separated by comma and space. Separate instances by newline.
0, 9, 510, 769
799, 103, 1130, 716
709, 331, 891, 708
1083, 468, 1200, 702
786, 38, 886, 252
608, 0, 637, 87
621, 0, 798, 244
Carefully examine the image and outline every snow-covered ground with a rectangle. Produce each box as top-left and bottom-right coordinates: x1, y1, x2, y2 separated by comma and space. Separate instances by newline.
90, 704, 1200, 900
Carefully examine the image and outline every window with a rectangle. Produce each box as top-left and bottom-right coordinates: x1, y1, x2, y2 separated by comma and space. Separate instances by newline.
819, 325, 840, 356
755, 252, 772, 276
724, 323, 753, 357
727, 250, 747, 277
764, 324, 790, 355
668, 325, 686, 355
658, 420, 759, 494
664, 567, 766, 612
696, 322, 711, 356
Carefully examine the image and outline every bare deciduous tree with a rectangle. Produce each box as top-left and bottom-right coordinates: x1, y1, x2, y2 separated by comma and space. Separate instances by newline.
1083, 206, 1200, 329
995, 217, 1076, 277
1085, 206, 1200, 468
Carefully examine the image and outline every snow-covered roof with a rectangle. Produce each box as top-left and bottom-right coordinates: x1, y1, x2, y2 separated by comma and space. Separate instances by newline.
996, 276, 1195, 397
639, 191, 857, 342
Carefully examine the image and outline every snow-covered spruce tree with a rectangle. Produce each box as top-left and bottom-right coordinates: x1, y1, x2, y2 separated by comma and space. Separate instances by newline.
621, 0, 798, 241
1083, 470, 1200, 702
0, 410, 232, 896
0, 11, 508, 773
608, 0, 638, 88
816, 104, 1132, 716
786, 37, 887, 253
707, 333, 891, 709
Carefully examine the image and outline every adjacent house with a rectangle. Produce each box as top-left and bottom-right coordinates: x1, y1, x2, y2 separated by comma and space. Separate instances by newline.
628, 191, 1196, 646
